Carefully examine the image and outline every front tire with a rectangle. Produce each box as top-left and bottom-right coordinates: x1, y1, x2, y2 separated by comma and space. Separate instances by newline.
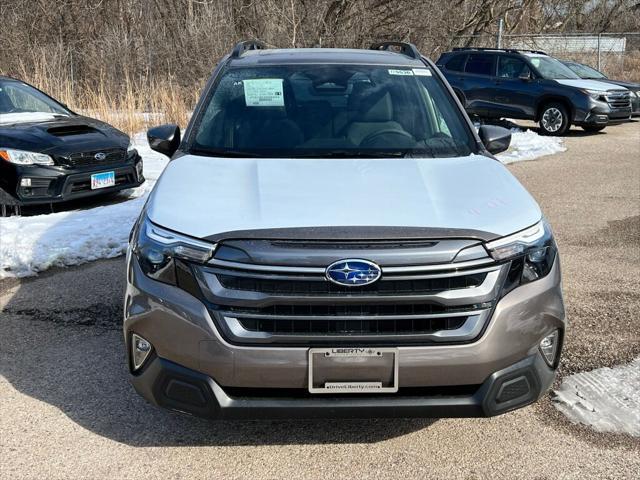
581, 125, 606, 133
539, 103, 570, 136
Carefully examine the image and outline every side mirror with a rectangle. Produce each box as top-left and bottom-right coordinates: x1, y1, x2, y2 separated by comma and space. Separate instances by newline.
147, 124, 180, 157
478, 125, 511, 155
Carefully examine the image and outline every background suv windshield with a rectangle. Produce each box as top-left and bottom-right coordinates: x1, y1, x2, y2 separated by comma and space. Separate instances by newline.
191, 64, 475, 158
528, 56, 579, 80
564, 62, 606, 79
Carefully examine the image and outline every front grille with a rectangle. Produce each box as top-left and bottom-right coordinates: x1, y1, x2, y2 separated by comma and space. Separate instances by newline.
606, 90, 631, 108
236, 315, 467, 335
59, 148, 127, 167
216, 272, 487, 296
197, 241, 504, 345
225, 302, 488, 317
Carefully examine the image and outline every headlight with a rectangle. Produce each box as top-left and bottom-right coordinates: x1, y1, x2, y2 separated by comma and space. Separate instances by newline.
132, 215, 216, 285
0, 148, 54, 165
127, 139, 137, 158
485, 220, 557, 290
582, 89, 608, 101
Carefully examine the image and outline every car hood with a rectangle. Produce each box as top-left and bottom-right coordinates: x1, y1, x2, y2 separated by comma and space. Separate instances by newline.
555, 78, 628, 91
147, 154, 542, 241
0, 114, 128, 155
593, 78, 640, 91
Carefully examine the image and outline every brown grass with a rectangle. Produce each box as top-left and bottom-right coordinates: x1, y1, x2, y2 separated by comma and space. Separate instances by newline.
7, 45, 640, 138
12, 51, 200, 136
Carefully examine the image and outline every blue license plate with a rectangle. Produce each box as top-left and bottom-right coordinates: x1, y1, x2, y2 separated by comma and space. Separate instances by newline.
91, 171, 115, 190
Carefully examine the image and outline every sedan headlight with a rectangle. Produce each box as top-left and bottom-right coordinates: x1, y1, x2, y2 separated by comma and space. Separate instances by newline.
0, 148, 54, 165
485, 220, 557, 291
582, 89, 608, 101
131, 215, 216, 285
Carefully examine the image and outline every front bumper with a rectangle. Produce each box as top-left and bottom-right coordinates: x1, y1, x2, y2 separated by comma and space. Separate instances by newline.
632, 94, 640, 116
131, 351, 555, 419
124, 252, 565, 419
574, 98, 632, 126
0, 156, 144, 206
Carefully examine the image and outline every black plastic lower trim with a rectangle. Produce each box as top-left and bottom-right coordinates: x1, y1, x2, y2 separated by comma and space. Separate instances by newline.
129, 352, 556, 419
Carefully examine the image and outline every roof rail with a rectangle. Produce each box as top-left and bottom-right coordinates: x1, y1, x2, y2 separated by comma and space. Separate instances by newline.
370, 41, 421, 59
452, 47, 547, 55
231, 40, 267, 58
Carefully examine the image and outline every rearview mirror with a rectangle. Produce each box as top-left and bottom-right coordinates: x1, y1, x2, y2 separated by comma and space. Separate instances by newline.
147, 124, 181, 158
478, 125, 511, 155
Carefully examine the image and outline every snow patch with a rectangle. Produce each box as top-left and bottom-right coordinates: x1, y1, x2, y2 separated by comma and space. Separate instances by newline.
0, 134, 168, 278
553, 358, 640, 437
496, 129, 565, 164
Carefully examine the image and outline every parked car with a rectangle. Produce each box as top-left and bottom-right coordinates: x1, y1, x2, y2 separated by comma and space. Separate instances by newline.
0, 76, 144, 216
561, 60, 640, 116
436, 47, 632, 135
124, 41, 565, 420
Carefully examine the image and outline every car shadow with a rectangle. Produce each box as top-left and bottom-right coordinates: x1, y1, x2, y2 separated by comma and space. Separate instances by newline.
0, 260, 436, 447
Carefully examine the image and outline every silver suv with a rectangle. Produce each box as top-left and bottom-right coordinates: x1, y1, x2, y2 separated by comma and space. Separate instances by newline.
124, 41, 565, 419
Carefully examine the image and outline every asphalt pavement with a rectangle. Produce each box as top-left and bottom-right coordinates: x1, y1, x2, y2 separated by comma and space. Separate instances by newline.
1, 121, 639, 479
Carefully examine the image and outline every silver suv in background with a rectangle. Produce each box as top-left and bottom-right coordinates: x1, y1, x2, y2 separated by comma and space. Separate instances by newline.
124, 41, 565, 419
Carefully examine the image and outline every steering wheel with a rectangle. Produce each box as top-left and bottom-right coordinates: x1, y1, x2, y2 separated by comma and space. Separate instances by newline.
360, 129, 415, 148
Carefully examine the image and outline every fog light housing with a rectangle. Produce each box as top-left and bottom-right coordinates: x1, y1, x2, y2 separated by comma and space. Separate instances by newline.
539, 330, 560, 367
20, 178, 32, 187
135, 161, 144, 181
131, 333, 153, 371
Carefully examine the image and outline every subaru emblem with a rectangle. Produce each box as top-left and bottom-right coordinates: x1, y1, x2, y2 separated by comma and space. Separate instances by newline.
94, 152, 107, 161
326, 259, 381, 287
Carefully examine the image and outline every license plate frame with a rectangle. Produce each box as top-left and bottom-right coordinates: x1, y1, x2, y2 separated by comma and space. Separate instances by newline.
90, 171, 115, 190
308, 347, 399, 394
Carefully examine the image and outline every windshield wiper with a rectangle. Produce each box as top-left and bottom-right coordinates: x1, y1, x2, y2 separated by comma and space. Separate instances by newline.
190, 147, 265, 158
188, 148, 452, 159
294, 150, 410, 158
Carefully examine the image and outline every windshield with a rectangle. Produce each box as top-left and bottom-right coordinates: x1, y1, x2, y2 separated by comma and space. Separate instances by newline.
0, 80, 71, 123
190, 64, 476, 158
563, 62, 606, 79
528, 56, 580, 80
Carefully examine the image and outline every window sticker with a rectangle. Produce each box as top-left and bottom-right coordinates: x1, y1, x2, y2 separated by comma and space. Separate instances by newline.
413, 68, 432, 76
243, 79, 285, 107
388, 69, 414, 76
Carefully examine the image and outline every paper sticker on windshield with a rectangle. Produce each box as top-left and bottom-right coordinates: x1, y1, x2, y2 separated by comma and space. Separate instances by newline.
388, 69, 414, 76
413, 68, 432, 76
243, 79, 284, 107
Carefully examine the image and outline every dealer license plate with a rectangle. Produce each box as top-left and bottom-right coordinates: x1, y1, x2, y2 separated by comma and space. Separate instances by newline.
308, 347, 399, 394
90, 171, 115, 190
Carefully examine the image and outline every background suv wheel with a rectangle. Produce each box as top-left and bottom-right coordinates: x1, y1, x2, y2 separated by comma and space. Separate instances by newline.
539, 103, 570, 136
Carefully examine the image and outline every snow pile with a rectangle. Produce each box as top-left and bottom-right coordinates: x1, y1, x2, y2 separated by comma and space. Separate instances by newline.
0, 134, 168, 278
553, 358, 640, 437
496, 129, 565, 164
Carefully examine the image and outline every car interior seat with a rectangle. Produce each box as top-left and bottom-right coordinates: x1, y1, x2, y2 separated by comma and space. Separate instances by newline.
345, 83, 406, 145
